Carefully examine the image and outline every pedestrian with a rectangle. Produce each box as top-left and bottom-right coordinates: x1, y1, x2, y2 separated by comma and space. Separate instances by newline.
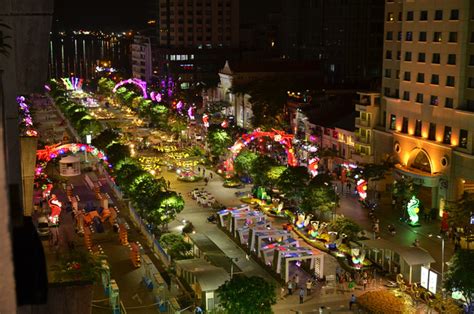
204, 177, 209, 186
288, 281, 293, 295
203, 168, 206, 176
306, 279, 312, 295
167, 180, 171, 189
198, 166, 201, 172
299, 288, 304, 304
349, 294, 356, 310
280, 287, 286, 299
194, 305, 203, 314
210, 172, 213, 179
294, 274, 299, 288
319, 306, 325, 314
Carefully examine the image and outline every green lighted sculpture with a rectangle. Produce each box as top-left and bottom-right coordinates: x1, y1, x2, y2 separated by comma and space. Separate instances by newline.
407, 195, 420, 226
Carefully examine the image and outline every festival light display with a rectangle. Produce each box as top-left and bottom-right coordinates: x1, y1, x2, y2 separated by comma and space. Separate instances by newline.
113, 78, 148, 98
229, 129, 297, 167
407, 195, 421, 226
356, 179, 368, 200
202, 114, 209, 128
61, 77, 83, 91
48, 194, 62, 225
150, 91, 162, 102
308, 157, 320, 177
187, 106, 195, 120
36, 143, 109, 175
17, 96, 38, 137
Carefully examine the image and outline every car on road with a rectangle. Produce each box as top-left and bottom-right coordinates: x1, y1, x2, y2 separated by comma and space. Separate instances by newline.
37, 215, 50, 238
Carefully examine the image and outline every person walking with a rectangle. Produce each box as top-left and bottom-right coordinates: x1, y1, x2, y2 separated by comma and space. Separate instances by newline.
306, 279, 312, 295
349, 294, 356, 310
288, 280, 294, 295
210, 172, 213, 179
280, 287, 286, 300
167, 180, 171, 189
299, 288, 304, 304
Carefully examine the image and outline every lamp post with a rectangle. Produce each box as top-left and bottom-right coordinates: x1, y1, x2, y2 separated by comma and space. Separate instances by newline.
428, 233, 445, 291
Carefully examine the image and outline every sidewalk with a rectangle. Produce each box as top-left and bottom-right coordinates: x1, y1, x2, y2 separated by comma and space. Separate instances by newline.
332, 180, 453, 273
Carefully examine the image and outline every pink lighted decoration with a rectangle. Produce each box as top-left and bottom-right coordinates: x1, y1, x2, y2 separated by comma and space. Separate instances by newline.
113, 78, 148, 98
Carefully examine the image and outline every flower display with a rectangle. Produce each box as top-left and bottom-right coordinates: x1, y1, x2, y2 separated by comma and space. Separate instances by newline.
358, 290, 407, 313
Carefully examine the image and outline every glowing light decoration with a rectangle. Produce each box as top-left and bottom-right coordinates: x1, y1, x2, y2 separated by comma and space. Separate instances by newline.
187, 106, 195, 120
17, 96, 38, 137
61, 77, 83, 91
227, 129, 297, 172
48, 194, 62, 225
112, 78, 148, 99
356, 179, 367, 200
36, 143, 109, 175
407, 195, 421, 226
150, 91, 162, 102
308, 157, 320, 177
202, 114, 209, 128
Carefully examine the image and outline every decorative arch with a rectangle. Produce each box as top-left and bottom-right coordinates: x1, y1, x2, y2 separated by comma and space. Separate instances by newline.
112, 78, 148, 98
36, 143, 109, 175
228, 129, 297, 170
408, 148, 433, 174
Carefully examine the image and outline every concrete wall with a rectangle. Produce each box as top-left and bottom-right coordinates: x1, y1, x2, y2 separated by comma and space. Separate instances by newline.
0, 0, 54, 311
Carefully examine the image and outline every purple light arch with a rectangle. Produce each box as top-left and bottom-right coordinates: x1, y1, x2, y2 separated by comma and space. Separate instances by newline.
113, 78, 148, 99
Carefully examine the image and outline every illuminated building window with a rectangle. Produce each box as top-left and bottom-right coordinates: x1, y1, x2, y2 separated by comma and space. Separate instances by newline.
433, 32, 442, 42
459, 129, 468, 148
387, 12, 394, 21
443, 126, 452, 144
390, 114, 396, 130
430, 95, 439, 106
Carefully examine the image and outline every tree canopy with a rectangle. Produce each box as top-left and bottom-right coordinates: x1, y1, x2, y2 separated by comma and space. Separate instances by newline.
276, 166, 310, 204
159, 233, 192, 260
447, 192, 474, 229
217, 275, 276, 314
444, 249, 474, 306
327, 216, 362, 240
207, 125, 233, 159
234, 149, 258, 176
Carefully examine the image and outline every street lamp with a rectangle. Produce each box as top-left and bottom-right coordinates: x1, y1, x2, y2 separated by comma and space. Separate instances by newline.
429, 234, 445, 287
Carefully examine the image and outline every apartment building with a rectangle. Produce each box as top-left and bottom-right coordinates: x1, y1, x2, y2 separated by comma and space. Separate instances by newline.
131, 35, 153, 82
374, 0, 474, 214
156, 0, 239, 85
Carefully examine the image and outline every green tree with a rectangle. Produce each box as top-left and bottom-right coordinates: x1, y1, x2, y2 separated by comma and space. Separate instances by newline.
301, 184, 338, 218
129, 173, 166, 215
92, 128, 120, 151
106, 142, 130, 165
97, 77, 115, 96
234, 149, 258, 176
392, 176, 418, 217
447, 192, 474, 229
249, 155, 278, 187
207, 126, 232, 159
277, 166, 310, 205
159, 233, 192, 260
444, 249, 474, 307
150, 104, 169, 129
327, 216, 362, 240
217, 275, 276, 314
147, 191, 185, 228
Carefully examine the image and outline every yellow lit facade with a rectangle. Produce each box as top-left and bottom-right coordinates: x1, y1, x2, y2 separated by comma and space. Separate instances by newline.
374, 0, 474, 213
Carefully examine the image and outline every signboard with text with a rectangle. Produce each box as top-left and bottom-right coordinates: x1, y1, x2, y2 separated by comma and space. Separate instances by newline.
428, 271, 438, 294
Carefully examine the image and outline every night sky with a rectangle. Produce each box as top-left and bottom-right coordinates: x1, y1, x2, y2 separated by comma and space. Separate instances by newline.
53, 0, 149, 31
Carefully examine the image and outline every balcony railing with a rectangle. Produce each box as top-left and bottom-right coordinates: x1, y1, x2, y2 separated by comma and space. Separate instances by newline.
355, 118, 369, 127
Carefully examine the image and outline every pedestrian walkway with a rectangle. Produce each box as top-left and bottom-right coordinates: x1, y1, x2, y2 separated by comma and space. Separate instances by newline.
332, 180, 453, 274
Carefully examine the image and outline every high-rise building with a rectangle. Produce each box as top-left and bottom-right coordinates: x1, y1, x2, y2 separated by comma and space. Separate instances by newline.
155, 0, 240, 86
279, 0, 385, 88
374, 0, 474, 214
131, 35, 153, 82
